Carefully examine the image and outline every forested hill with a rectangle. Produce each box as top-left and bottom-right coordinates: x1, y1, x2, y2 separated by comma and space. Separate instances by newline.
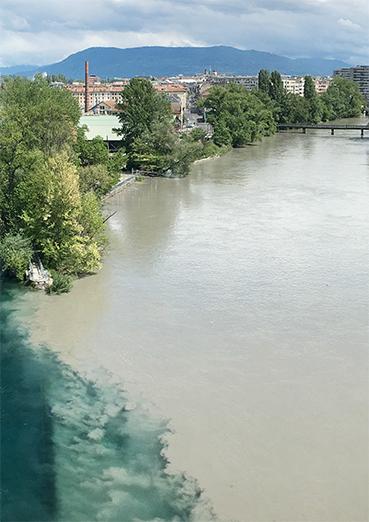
14, 46, 348, 79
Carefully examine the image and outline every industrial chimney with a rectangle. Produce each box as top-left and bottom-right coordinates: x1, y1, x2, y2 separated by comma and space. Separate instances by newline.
84, 61, 89, 113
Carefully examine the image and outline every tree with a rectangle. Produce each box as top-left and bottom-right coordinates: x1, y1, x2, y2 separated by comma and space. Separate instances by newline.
203, 84, 276, 147
0, 233, 33, 280
258, 69, 271, 94
75, 127, 110, 167
279, 93, 309, 123
32, 153, 103, 275
321, 77, 364, 120
269, 71, 284, 102
0, 77, 109, 283
0, 76, 80, 156
187, 128, 207, 143
303, 76, 316, 99
0, 77, 82, 233
115, 78, 201, 176
79, 164, 119, 197
116, 79, 173, 152
301, 76, 322, 123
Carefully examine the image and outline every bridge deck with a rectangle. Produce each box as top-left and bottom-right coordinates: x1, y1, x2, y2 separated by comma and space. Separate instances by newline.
278, 123, 368, 130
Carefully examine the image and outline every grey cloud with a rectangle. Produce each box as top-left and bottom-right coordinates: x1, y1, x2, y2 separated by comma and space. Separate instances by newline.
0, 0, 368, 66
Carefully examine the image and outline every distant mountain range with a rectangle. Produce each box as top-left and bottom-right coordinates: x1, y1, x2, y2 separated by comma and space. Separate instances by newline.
0, 46, 349, 79
0, 64, 39, 77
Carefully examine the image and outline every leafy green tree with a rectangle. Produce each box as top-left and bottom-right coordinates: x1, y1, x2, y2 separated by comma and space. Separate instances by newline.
79, 164, 119, 197
106, 150, 127, 176
47, 271, 73, 294
74, 126, 126, 193
279, 93, 309, 123
212, 120, 232, 146
0, 233, 33, 280
187, 128, 208, 143
258, 69, 271, 94
0, 77, 109, 284
269, 71, 284, 102
307, 97, 323, 123
321, 77, 364, 119
303, 76, 316, 99
75, 127, 111, 166
36, 153, 103, 274
116, 79, 173, 152
129, 120, 177, 172
165, 140, 202, 177
302, 76, 323, 123
0, 76, 80, 156
203, 84, 276, 147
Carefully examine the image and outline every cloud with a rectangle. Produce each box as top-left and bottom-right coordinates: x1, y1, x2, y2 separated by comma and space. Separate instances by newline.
0, 0, 368, 66
337, 18, 361, 30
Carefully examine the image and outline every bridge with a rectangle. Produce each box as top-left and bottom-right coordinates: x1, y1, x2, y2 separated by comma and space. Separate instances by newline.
277, 123, 369, 137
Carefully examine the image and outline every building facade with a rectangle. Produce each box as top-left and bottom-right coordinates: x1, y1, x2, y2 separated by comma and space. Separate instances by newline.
282, 76, 331, 96
66, 81, 127, 112
66, 78, 188, 125
333, 65, 369, 105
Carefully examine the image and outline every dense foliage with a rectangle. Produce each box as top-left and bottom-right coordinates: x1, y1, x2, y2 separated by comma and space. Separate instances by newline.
258, 70, 364, 124
0, 233, 33, 280
321, 76, 364, 120
117, 78, 223, 177
201, 84, 276, 147
75, 127, 126, 196
0, 77, 116, 287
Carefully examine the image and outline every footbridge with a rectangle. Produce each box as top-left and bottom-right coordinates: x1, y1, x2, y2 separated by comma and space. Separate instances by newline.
277, 123, 369, 137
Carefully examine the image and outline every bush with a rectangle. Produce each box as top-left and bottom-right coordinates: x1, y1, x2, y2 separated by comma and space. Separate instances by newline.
202, 141, 222, 158
47, 271, 73, 294
0, 233, 33, 280
79, 164, 119, 197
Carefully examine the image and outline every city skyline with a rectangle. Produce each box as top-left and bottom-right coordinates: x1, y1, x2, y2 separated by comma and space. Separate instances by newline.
0, 0, 368, 67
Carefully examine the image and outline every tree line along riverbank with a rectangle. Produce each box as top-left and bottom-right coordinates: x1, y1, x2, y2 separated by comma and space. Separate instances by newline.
0, 72, 364, 292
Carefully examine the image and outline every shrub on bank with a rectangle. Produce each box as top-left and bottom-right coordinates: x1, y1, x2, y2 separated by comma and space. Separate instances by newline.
0, 233, 33, 281
47, 271, 73, 294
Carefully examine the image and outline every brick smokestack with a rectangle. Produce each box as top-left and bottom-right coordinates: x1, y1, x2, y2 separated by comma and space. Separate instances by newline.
84, 61, 89, 113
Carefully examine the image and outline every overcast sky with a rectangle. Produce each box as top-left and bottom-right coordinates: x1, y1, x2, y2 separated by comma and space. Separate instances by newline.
0, 0, 368, 66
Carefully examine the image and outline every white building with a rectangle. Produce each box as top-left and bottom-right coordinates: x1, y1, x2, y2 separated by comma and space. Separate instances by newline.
282, 76, 331, 96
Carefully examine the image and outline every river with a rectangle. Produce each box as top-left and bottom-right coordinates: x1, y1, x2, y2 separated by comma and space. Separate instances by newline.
2, 122, 368, 521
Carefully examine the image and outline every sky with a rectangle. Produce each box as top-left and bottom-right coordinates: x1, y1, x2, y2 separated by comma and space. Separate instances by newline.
0, 0, 368, 67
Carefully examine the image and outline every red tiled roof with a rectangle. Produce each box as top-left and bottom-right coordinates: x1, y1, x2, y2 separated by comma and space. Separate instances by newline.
154, 83, 187, 93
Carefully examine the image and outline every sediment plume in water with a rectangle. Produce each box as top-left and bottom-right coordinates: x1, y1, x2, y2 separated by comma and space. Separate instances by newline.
0, 285, 215, 522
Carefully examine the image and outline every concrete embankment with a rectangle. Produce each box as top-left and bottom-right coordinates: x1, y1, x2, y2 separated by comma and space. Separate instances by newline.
103, 174, 136, 200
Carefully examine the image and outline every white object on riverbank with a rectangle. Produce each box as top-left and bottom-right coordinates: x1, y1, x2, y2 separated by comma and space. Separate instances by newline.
26, 261, 53, 290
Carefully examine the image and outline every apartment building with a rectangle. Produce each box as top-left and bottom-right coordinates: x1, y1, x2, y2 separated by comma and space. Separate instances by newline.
66, 81, 127, 112
333, 65, 369, 104
282, 76, 331, 96
67, 78, 188, 125
314, 77, 331, 94
282, 76, 305, 96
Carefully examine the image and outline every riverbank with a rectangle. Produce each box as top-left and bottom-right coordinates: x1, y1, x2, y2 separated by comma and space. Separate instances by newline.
103, 174, 136, 200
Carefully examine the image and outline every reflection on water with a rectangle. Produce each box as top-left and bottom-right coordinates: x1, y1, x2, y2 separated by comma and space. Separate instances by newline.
18, 122, 369, 521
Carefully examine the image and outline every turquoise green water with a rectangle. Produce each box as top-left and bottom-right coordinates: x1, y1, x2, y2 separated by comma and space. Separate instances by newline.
0, 283, 214, 521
